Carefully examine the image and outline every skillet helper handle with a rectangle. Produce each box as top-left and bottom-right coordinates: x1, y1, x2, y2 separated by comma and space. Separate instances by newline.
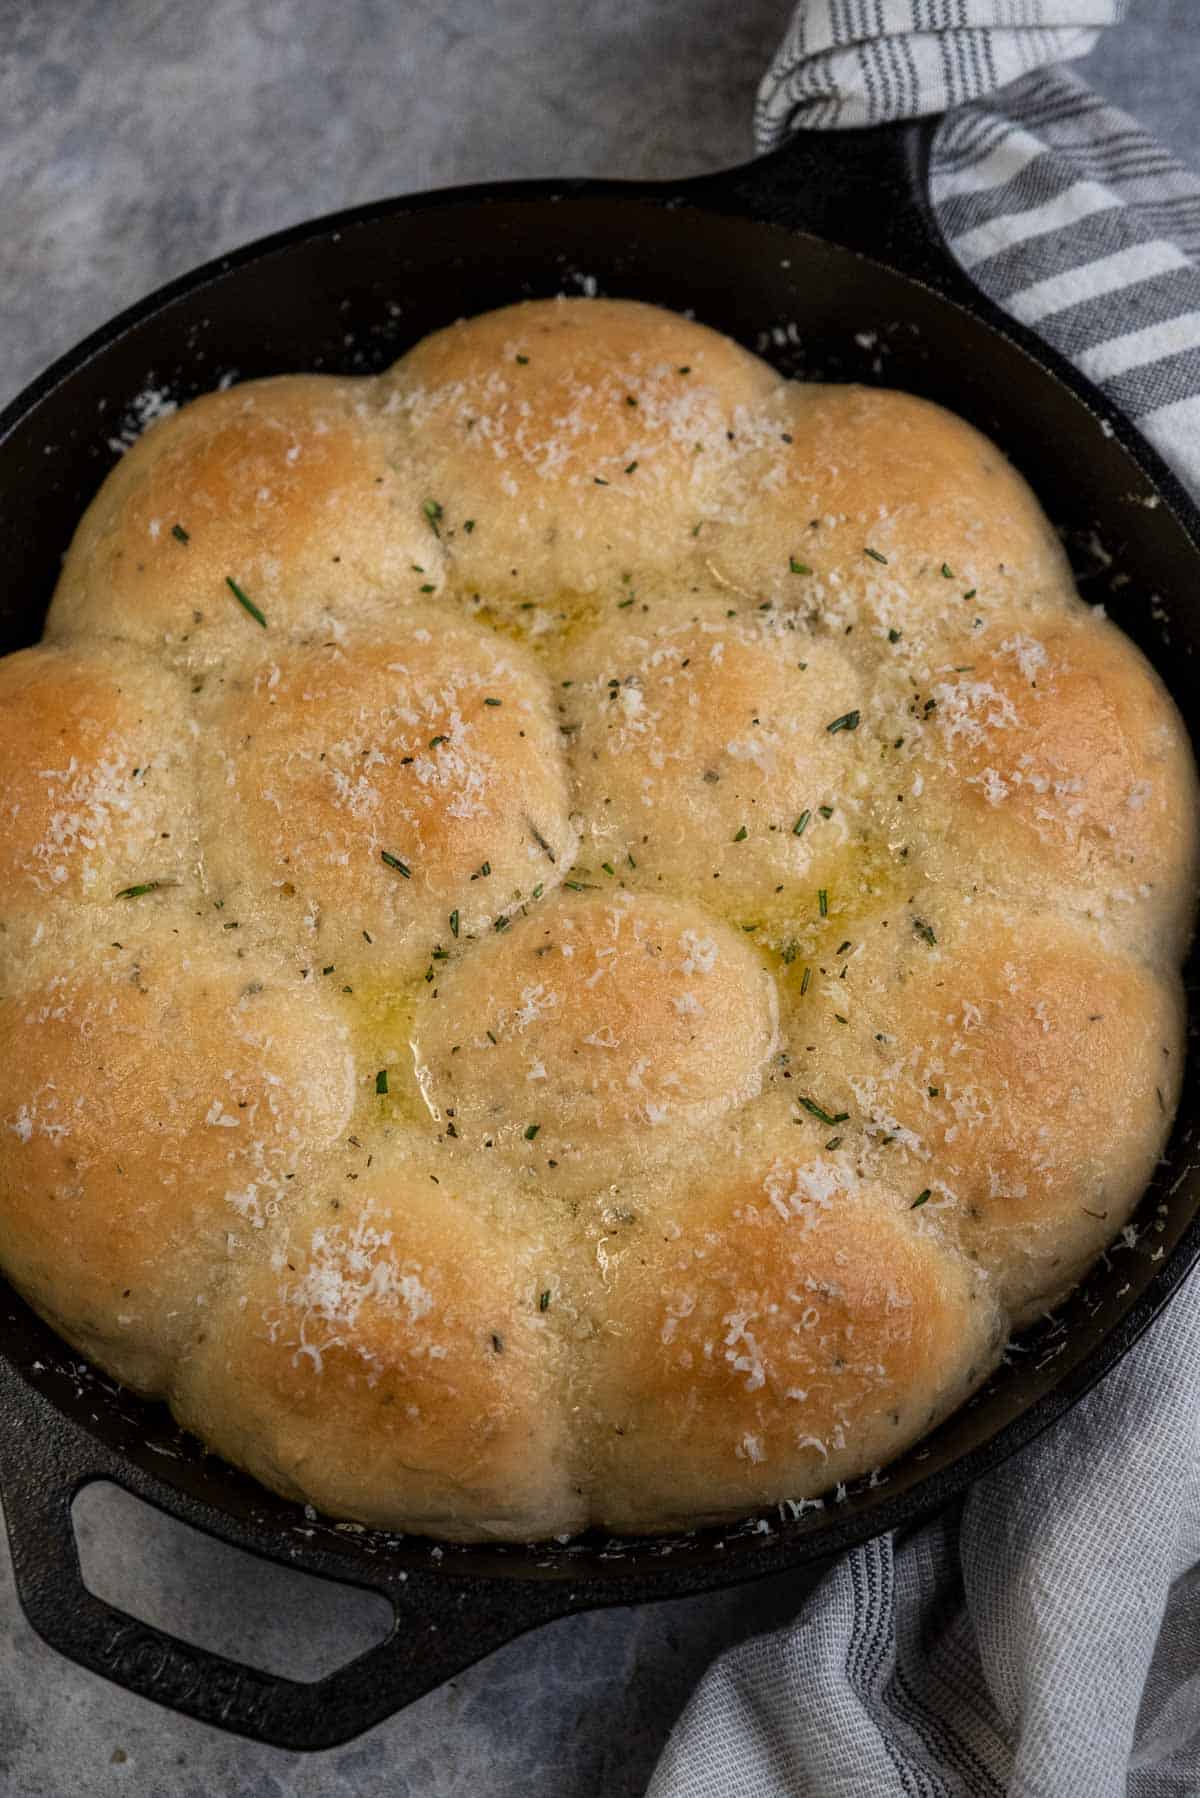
688, 116, 984, 307
0, 1364, 577, 1751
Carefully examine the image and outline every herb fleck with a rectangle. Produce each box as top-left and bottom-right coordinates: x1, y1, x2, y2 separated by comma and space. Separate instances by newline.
797, 1095, 849, 1127
381, 851, 411, 877
225, 576, 266, 628
114, 879, 176, 900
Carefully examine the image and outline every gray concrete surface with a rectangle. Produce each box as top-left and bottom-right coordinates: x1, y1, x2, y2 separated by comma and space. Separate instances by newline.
1, 3, 1198, 1793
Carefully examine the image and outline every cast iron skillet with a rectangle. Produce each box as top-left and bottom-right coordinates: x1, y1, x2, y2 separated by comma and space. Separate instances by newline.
2, 118, 1199, 1752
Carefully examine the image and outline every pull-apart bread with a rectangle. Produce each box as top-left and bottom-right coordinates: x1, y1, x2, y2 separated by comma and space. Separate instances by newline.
1, 298, 1193, 1539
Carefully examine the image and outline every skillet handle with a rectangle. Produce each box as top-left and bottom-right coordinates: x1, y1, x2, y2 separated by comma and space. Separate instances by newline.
0, 1364, 577, 1751
683, 117, 983, 306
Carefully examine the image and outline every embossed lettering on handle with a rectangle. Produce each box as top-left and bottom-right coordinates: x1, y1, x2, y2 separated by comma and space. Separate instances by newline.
96, 1619, 275, 1729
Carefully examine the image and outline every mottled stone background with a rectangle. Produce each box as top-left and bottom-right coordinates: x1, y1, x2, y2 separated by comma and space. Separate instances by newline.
1, 3, 1198, 1794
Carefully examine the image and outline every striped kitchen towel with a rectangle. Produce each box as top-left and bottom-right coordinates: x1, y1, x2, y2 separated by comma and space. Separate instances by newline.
650, 8, 1200, 1798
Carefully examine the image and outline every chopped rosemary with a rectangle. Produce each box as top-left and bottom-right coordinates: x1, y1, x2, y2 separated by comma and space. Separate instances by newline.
524, 1122, 540, 1141
380, 851, 411, 877
941, 563, 953, 578
601, 861, 615, 875
963, 587, 977, 600
864, 546, 888, 565
114, 879, 176, 900
912, 918, 937, 947
171, 523, 189, 544
463, 519, 475, 533
826, 710, 860, 734
888, 628, 902, 643
800, 965, 812, 994
789, 557, 812, 575
793, 810, 811, 836
450, 909, 460, 938
422, 498, 444, 535
733, 825, 749, 842
818, 804, 834, 819
483, 696, 502, 707
818, 888, 828, 917
625, 460, 638, 475
429, 734, 448, 748
225, 576, 266, 628
539, 1289, 551, 1311
911, 1189, 931, 1209
515, 353, 529, 365
375, 1069, 389, 1096
798, 1095, 849, 1127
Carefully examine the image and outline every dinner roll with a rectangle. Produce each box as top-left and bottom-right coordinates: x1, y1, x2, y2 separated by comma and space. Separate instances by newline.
199, 611, 575, 970
172, 1156, 584, 1541
49, 375, 439, 664
584, 1147, 1001, 1530
381, 296, 782, 616
0, 951, 353, 1392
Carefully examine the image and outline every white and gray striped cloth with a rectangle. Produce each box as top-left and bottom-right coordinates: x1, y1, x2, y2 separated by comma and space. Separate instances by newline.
651, 7, 1200, 1796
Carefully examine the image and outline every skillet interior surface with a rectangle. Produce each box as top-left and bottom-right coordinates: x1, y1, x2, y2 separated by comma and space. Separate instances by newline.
1, 145, 1199, 1745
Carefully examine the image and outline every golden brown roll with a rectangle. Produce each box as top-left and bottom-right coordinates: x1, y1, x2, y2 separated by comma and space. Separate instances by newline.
49, 375, 441, 665
582, 1146, 1001, 1531
0, 295, 1190, 1539
0, 949, 354, 1392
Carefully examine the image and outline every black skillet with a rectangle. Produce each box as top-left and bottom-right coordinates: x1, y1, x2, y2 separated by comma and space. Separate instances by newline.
2, 117, 1200, 1752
